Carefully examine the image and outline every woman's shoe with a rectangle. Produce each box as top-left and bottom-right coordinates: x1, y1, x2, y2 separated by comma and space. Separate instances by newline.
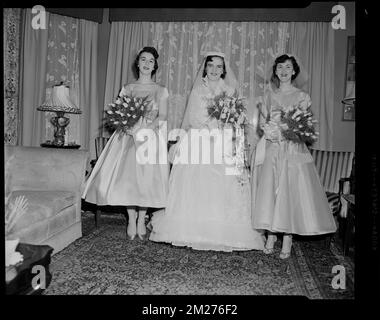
127, 233, 136, 241
263, 234, 277, 254
127, 211, 137, 240
279, 235, 292, 259
137, 215, 147, 241
137, 233, 147, 241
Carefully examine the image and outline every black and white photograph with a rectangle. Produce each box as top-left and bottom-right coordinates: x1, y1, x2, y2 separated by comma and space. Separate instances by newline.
4, 2, 376, 307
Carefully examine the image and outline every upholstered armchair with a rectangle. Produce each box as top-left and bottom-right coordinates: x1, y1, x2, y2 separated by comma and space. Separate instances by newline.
5, 146, 89, 255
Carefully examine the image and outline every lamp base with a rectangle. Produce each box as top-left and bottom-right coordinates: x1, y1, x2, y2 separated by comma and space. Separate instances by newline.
50, 111, 70, 146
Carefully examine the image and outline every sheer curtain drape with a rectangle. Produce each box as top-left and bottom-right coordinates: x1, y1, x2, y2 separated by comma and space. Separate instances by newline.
287, 22, 334, 151
104, 21, 289, 135
45, 13, 80, 145
19, 9, 50, 146
19, 11, 98, 161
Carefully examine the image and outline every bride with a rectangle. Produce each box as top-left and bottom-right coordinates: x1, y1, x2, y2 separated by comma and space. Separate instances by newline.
149, 51, 264, 252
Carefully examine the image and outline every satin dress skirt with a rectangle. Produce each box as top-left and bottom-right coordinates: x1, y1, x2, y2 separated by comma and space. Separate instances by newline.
82, 130, 169, 208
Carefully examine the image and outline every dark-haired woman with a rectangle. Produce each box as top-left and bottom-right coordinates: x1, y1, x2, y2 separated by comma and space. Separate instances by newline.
250, 54, 336, 259
82, 47, 169, 241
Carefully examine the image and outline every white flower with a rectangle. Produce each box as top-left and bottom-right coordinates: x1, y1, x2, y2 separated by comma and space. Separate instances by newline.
130, 107, 135, 111
125, 97, 131, 103
132, 115, 136, 118
122, 121, 127, 125
295, 116, 301, 122
107, 110, 113, 114
305, 132, 310, 136
115, 98, 122, 104
123, 103, 128, 108
221, 113, 226, 119
126, 113, 131, 117
292, 109, 302, 119
298, 124, 303, 128
114, 121, 119, 124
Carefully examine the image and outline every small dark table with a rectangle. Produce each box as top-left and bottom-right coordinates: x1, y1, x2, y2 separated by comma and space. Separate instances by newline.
6, 243, 54, 295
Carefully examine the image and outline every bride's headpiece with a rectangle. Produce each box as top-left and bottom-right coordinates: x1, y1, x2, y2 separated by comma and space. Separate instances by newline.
191, 51, 238, 91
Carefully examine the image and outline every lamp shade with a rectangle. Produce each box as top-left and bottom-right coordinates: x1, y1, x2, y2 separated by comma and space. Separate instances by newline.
342, 81, 355, 105
37, 84, 81, 114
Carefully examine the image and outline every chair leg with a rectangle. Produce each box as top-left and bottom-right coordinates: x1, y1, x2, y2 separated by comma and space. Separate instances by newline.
325, 234, 332, 250
95, 209, 101, 228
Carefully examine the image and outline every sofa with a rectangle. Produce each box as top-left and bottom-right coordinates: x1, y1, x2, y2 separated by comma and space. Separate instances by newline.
5, 146, 89, 255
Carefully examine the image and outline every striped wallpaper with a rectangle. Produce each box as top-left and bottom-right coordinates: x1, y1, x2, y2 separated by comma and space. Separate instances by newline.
310, 149, 354, 193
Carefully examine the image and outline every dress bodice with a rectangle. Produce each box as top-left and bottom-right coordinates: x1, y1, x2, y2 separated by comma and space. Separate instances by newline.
119, 83, 169, 111
266, 88, 311, 124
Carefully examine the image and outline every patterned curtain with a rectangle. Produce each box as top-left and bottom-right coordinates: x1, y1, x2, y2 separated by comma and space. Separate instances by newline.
45, 13, 80, 145
146, 22, 289, 133
4, 8, 22, 145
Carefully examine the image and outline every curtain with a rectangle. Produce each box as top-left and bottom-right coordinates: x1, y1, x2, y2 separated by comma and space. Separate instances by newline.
149, 21, 289, 134
287, 22, 334, 151
19, 9, 50, 146
102, 21, 150, 137
104, 21, 289, 136
79, 19, 99, 161
4, 8, 21, 145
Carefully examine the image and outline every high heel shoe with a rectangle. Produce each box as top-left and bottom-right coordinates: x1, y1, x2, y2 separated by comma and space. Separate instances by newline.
127, 224, 136, 240
127, 211, 137, 240
263, 235, 277, 254
137, 217, 147, 241
279, 235, 292, 259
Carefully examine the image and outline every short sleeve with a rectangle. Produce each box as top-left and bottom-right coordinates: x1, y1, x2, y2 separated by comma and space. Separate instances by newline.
299, 91, 312, 110
119, 84, 131, 97
159, 86, 169, 100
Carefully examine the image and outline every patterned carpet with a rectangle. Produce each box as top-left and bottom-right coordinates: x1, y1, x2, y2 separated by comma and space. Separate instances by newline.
44, 212, 354, 298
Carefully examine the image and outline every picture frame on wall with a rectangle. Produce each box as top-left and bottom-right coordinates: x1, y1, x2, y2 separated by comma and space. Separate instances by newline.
342, 36, 355, 121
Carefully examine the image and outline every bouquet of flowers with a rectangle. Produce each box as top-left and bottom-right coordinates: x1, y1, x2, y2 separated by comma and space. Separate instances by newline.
279, 105, 319, 145
206, 91, 248, 128
104, 94, 151, 134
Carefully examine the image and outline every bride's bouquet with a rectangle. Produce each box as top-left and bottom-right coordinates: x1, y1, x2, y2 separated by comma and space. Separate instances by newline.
206, 91, 248, 128
279, 105, 319, 145
104, 94, 151, 134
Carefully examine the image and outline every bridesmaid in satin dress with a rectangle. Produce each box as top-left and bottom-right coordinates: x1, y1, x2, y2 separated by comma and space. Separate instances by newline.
82, 47, 169, 241
250, 54, 337, 259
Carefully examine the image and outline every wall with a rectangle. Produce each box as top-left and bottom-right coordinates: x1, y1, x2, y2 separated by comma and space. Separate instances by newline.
332, 2, 355, 151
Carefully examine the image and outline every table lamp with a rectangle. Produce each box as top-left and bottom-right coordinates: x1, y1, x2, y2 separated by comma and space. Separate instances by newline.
37, 83, 81, 146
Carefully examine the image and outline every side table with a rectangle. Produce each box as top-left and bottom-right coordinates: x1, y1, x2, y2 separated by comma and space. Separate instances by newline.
6, 243, 54, 295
